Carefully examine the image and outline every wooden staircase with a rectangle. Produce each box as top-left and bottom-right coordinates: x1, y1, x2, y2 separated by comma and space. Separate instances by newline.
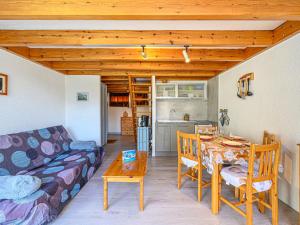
128, 76, 152, 142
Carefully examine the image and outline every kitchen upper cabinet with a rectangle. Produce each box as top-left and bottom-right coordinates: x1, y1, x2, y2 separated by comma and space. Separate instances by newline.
178, 83, 206, 98
156, 84, 176, 98
156, 82, 207, 100
156, 123, 171, 152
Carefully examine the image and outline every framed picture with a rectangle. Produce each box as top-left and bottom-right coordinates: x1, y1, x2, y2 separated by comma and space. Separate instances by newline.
77, 92, 89, 101
0, 73, 8, 96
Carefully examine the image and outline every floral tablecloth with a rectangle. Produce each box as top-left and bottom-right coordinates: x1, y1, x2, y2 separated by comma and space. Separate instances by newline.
201, 136, 250, 174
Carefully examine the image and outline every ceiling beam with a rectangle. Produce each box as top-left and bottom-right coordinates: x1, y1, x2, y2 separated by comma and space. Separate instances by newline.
0, 0, 299, 20
47, 61, 236, 71
107, 85, 128, 88
156, 76, 213, 81
12, 47, 258, 62
103, 82, 129, 85
106, 86, 129, 90
64, 70, 218, 77
106, 86, 128, 88
104, 76, 213, 85
0, 30, 273, 47
101, 76, 128, 81
273, 21, 300, 44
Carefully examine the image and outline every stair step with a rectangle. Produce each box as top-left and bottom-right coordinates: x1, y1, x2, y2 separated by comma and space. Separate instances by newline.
132, 83, 152, 86
133, 91, 150, 94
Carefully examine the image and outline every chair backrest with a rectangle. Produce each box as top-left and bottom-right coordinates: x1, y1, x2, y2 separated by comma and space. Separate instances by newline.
248, 142, 281, 186
263, 130, 277, 144
195, 124, 217, 134
177, 131, 201, 162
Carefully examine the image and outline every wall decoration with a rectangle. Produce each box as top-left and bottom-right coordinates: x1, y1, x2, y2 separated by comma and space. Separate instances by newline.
237, 72, 254, 99
77, 92, 89, 101
0, 73, 8, 95
219, 109, 230, 127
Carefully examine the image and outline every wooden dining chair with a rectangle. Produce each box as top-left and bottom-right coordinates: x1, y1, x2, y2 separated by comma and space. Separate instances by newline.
263, 130, 277, 145
236, 131, 279, 206
258, 131, 280, 212
194, 124, 217, 134
219, 142, 281, 225
177, 131, 211, 201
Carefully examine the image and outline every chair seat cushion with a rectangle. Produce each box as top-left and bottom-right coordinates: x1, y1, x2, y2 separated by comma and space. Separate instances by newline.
220, 165, 272, 192
181, 157, 198, 168
181, 156, 206, 168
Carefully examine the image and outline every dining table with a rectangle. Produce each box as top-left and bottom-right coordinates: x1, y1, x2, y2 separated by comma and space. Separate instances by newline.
200, 135, 251, 214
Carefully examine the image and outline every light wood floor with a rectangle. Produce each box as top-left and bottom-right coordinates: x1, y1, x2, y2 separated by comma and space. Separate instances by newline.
52, 135, 299, 225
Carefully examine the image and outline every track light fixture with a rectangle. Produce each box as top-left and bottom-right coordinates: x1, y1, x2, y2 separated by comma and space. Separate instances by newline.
141, 45, 147, 59
182, 45, 191, 63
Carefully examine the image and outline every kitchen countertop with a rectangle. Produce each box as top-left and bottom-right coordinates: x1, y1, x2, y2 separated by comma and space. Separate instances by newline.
157, 120, 213, 124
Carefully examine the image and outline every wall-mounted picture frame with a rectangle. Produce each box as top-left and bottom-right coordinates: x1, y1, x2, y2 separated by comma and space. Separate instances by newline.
0, 73, 8, 96
77, 92, 89, 101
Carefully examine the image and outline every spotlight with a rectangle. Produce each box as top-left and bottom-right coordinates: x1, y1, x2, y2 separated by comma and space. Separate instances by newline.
141, 45, 147, 59
182, 45, 190, 63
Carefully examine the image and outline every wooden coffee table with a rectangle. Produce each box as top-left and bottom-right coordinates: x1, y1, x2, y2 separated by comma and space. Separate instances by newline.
102, 151, 148, 211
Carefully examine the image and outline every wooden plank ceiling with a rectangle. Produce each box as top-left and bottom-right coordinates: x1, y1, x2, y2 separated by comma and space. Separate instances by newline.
0, 0, 300, 20
0, 2, 300, 93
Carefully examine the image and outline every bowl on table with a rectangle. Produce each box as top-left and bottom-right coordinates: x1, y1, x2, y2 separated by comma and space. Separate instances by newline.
199, 135, 214, 141
229, 135, 245, 141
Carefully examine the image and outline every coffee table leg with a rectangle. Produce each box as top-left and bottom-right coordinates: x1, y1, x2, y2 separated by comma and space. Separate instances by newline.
103, 178, 108, 210
140, 178, 144, 211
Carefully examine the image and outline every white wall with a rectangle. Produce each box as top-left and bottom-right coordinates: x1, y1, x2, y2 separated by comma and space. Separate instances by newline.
207, 76, 219, 122
0, 49, 65, 134
0, 50, 103, 146
108, 106, 132, 134
219, 34, 300, 211
65, 75, 102, 145
156, 99, 207, 120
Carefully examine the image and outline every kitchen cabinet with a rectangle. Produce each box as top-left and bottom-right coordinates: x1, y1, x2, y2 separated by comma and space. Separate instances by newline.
170, 123, 194, 152
178, 83, 206, 98
156, 84, 176, 98
156, 123, 171, 152
156, 82, 207, 100
156, 122, 194, 154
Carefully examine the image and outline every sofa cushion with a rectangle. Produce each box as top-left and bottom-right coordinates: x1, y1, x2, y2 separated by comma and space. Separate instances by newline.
0, 175, 41, 200
70, 141, 97, 151
0, 147, 104, 225
0, 126, 73, 175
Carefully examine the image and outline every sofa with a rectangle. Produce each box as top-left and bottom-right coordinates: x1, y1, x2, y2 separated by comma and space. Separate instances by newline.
0, 125, 104, 225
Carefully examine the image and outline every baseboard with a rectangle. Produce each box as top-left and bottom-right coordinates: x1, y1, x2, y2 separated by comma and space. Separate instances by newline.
108, 132, 121, 135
